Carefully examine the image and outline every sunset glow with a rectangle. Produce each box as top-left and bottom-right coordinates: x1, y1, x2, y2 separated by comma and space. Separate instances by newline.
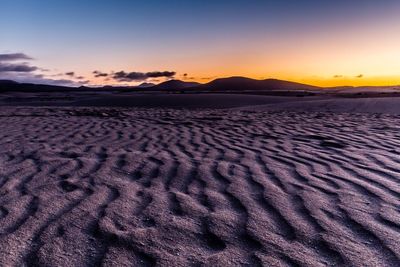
1, 0, 400, 87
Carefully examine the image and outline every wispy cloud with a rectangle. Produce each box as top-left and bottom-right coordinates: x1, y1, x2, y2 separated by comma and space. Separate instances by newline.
0, 52, 88, 86
0, 53, 37, 73
0, 63, 38, 72
65, 72, 75, 77
0, 53, 33, 61
2, 52, 176, 85
112, 70, 176, 82
93, 70, 108, 77
0, 71, 88, 86
182, 73, 196, 80
62, 71, 87, 81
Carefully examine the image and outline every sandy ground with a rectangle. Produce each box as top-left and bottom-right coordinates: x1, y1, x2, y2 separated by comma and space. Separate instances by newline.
0, 92, 309, 109
0, 95, 399, 266
240, 97, 400, 114
2, 92, 400, 114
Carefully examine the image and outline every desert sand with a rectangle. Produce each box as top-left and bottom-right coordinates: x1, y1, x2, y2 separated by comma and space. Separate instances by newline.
240, 97, 400, 115
0, 95, 399, 266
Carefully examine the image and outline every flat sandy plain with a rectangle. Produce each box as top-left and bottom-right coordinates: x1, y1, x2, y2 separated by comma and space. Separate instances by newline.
0, 93, 399, 266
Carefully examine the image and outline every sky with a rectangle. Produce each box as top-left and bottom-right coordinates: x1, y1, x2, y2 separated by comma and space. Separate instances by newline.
1, 0, 400, 87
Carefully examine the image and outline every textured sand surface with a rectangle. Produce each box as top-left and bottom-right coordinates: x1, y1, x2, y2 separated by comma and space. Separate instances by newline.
0, 107, 399, 266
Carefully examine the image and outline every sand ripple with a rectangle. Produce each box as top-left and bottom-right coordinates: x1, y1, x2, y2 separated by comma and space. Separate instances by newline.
0, 107, 399, 266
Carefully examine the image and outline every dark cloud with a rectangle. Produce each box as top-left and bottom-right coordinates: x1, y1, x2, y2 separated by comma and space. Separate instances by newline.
113, 71, 144, 81
0, 62, 38, 72
0, 52, 88, 86
0, 53, 33, 61
112, 70, 176, 81
146, 71, 176, 78
93, 70, 176, 82
356, 74, 363, 78
0, 72, 82, 86
64, 72, 86, 80
93, 70, 108, 77
0, 53, 38, 73
182, 73, 195, 80
333, 75, 343, 78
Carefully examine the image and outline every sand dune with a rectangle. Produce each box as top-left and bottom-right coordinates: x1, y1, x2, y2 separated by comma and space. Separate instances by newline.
0, 106, 399, 266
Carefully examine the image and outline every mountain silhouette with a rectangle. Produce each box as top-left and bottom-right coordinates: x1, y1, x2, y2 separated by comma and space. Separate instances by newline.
198, 77, 321, 91
150, 80, 201, 90
0, 80, 74, 92
4, 77, 385, 93
137, 82, 156, 88
0, 80, 19, 85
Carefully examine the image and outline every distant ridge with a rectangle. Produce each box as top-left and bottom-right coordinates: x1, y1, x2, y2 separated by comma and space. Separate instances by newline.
2, 77, 399, 94
0, 80, 19, 85
0, 77, 333, 93
198, 77, 321, 91
150, 79, 201, 90
0, 80, 75, 92
137, 82, 156, 88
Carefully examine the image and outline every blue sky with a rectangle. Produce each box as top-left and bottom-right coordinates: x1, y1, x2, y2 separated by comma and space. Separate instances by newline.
1, 0, 400, 86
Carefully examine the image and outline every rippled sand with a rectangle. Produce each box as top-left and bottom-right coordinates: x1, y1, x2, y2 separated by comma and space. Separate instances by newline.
0, 107, 399, 266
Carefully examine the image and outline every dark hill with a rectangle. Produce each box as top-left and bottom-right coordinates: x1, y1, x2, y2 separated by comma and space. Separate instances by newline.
150, 80, 200, 90
199, 77, 321, 91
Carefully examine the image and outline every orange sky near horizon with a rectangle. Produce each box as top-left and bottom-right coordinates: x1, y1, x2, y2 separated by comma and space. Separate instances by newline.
76, 15, 400, 87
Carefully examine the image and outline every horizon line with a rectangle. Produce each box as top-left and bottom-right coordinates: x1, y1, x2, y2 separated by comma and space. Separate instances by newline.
2, 76, 400, 89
